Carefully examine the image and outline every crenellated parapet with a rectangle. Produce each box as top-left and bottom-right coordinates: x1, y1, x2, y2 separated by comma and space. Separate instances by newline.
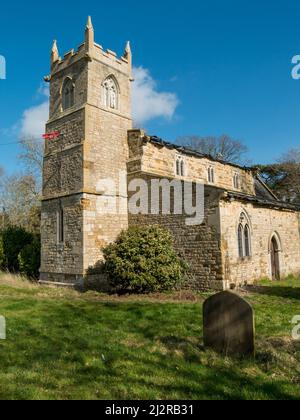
49, 16, 131, 79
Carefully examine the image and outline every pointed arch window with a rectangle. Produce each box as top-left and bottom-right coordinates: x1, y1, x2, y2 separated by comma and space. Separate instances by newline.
176, 159, 181, 176
233, 172, 240, 190
237, 213, 252, 259
62, 78, 75, 111
244, 224, 251, 257
238, 224, 244, 258
175, 155, 186, 177
102, 76, 119, 110
181, 159, 185, 177
208, 166, 215, 184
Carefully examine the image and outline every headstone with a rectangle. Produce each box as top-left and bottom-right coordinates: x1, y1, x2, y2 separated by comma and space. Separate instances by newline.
203, 291, 255, 357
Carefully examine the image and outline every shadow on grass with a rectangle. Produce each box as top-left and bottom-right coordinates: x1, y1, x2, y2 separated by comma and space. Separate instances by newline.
1, 289, 300, 399
97, 348, 299, 400
159, 335, 204, 363
246, 285, 300, 300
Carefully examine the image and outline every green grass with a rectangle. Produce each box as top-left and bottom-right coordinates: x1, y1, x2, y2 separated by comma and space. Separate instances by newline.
0, 273, 300, 400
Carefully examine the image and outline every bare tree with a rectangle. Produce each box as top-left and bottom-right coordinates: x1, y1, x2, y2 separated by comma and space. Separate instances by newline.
258, 148, 300, 203
18, 136, 44, 190
177, 135, 248, 164
0, 173, 40, 232
279, 148, 300, 165
0, 136, 44, 233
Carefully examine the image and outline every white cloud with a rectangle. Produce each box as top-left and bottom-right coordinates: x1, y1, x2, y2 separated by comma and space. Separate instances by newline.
20, 85, 49, 138
20, 102, 49, 138
132, 67, 179, 126
19, 68, 179, 138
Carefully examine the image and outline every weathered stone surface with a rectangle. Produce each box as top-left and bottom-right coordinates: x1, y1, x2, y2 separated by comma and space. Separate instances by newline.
203, 291, 255, 357
127, 130, 300, 290
128, 173, 224, 291
219, 200, 300, 287
128, 130, 256, 196
40, 19, 300, 290
41, 19, 132, 286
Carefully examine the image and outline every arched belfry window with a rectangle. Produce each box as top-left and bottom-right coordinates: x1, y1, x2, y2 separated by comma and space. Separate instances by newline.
62, 78, 75, 111
102, 76, 119, 110
237, 212, 252, 259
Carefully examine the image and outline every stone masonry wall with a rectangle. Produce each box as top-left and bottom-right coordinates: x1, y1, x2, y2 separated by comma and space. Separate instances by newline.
42, 107, 85, 282
43, 109, 85, 199
81, 194, 128, 272
128, 130, 255, 196
127, 170, 224, 291
219, 199, 300, 286
80, 51, 132, 273
40, 194, 84, 283
41, 26, 132, 284
49, 56, 88, 119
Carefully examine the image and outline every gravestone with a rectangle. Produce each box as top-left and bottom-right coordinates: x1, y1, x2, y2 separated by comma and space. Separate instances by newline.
203, 291, 255, 357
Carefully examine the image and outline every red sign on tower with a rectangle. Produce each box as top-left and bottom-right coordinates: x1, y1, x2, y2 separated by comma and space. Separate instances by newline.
42, 131, 60, 140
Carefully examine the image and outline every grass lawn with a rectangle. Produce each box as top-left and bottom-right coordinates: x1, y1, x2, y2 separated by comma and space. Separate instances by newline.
0, 273, 300, 400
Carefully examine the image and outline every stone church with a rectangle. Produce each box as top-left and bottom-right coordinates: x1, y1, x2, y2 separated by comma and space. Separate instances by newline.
40, 18, 300, 291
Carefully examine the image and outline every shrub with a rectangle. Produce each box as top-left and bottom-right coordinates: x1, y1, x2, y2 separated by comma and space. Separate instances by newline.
18, 236, 41, 279
1, 226, 33, 272
103, 226, 188, 293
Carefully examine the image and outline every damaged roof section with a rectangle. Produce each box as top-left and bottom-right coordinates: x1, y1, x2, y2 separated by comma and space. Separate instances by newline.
254, 176, 278, 201
226, 189, 300, 211
137, 132, 300, 212
147, 136, 253, 172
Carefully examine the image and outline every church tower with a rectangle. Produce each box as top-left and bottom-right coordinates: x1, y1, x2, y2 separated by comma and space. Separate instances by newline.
40, 18, 133, 285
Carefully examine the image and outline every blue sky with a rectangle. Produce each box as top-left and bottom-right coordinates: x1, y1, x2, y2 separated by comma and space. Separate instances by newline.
1, 0, 300, 173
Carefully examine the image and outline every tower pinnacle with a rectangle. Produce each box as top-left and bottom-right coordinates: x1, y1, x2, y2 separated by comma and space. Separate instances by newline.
85, 16, 94, 52
51, 40, 59, 66
124, 41, 132, 70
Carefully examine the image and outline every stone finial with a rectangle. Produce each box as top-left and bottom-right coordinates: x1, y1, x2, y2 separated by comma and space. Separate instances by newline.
51, 40, 59, 66
85, 16, 94, 53
86, 15, 93, 29
125, 41, 131, 55
124, 41, 132, 69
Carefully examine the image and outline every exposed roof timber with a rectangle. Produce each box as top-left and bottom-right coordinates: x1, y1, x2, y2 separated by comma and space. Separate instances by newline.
255, 175, 278, 200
